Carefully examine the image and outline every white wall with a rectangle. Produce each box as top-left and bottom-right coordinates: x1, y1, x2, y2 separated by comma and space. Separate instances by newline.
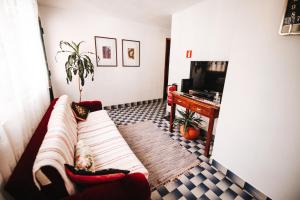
38, 6, 170, 106
169, 0, 300, 199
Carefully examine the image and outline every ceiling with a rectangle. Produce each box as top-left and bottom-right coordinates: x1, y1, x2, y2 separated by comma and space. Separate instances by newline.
38, 0, 200, 29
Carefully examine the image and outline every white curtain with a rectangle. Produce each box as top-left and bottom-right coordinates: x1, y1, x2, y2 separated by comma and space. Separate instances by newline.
0, 0, 50, 199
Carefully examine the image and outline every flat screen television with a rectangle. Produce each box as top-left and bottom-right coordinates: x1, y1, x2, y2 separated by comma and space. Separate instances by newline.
189, 61, 228, 94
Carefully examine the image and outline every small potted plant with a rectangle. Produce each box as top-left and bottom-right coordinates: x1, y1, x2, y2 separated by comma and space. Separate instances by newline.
173, 109, 202, 140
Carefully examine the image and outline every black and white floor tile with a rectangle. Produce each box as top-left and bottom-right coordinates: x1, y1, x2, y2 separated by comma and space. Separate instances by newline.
105, 100, 257, 200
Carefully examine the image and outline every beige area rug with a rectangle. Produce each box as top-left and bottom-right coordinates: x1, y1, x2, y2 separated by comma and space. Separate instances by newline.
118, 121, 201, 189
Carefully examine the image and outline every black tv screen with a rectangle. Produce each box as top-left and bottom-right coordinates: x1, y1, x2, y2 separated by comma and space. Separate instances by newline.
190, 61, 228, 94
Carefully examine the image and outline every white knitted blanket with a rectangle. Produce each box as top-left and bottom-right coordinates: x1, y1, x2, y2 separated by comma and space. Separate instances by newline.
32, 95, 77, 195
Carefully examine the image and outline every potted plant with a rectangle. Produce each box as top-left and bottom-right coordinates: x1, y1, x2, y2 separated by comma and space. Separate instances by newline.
173, 109, 202, 140
56, 41, 94, 102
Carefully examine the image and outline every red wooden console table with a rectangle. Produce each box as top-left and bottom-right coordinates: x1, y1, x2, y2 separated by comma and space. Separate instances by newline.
169, 91, 220, 157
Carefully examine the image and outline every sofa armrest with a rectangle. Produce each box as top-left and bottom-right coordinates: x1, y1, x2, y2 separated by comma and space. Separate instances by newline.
66, 173, 150, 200
121, 173, 150, 200
78, 101, 102, 112
40, 166, 69, 199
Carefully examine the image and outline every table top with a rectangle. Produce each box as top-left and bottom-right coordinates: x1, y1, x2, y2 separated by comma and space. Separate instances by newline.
172, 91, 221, 109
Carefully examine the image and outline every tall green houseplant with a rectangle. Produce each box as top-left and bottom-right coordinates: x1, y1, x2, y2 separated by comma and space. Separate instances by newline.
56, 41, 94, 102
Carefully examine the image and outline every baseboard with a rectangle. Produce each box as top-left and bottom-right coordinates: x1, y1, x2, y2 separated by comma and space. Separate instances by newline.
103, 98, 163, 110
210, 159, 271, 200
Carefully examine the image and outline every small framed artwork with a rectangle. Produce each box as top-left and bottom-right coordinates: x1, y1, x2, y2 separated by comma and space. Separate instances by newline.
279, 0, 300, 35
122, 39, 140, 67
94, 36, 117, 67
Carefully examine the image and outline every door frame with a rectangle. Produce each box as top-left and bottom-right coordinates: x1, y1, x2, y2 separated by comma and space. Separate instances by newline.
163, 38, 171, 100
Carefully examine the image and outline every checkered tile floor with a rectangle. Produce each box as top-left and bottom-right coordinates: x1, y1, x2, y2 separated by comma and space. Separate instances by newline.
106, 100, 255, 200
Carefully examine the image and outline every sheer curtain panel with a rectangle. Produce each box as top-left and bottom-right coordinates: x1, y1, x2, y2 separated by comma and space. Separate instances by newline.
0, 0, 50, 198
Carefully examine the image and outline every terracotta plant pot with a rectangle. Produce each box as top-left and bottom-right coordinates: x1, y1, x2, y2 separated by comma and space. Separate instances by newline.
179, 125, 200, 140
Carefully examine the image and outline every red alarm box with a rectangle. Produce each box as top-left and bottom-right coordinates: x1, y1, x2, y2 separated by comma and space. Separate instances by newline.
186, 50, 192, 58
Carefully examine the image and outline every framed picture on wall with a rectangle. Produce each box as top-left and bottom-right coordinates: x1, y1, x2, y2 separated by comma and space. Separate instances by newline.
279, 0, 300, 35
122, 39, 140, 67
94, 36, 117, 67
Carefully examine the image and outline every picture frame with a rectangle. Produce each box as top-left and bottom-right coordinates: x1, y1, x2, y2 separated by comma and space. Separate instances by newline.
122, 39, 140, 67
94, 36, 117, 67
279, 0, 300, 35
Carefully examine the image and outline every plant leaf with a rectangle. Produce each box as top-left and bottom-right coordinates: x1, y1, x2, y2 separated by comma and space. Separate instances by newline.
63, 41, 77, 52
76, 41, 84, 50
174, 109, 203, 131
73, 68, 77, 75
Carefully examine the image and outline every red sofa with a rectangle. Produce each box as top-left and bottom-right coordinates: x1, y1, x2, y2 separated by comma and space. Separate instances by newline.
5, 99, 150, 200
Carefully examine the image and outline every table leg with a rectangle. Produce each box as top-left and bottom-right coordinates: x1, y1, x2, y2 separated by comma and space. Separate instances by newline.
204, 117, 215, 157
169, 103, 176, 132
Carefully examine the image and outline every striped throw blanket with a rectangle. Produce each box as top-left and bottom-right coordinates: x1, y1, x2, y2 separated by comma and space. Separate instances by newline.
33, 95, 77, 195
78, 110, 149, 178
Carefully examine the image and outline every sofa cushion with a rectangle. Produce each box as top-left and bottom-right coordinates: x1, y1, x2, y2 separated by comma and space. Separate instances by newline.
77, 110, 149, 178
66, 173, 150, 200
71, 102, 90, 121
77, 100, 102, 112
74, 140, 95, 172
65, 164, 128, 185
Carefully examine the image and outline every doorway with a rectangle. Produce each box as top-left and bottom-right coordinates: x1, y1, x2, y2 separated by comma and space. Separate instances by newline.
163, 38, 171, 100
